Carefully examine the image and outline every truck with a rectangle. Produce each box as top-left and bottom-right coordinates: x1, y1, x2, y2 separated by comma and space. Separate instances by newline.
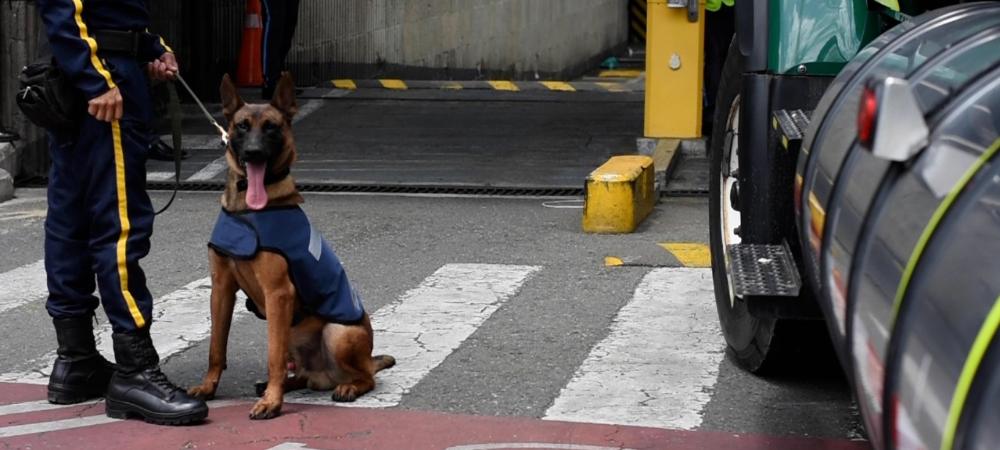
708, 1, 1000, 449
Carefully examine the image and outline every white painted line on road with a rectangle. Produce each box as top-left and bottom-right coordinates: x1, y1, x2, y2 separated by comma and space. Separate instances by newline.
185, 99, 324, 182
286, 263, 541, 407
0, 278, 249, 384
543, 268, 724, 430
147, 172, 176, 182
0, 399, 246, 438
0, 260, 48, 316
0, 399, 100, 416
447, 444, 638, 450
0, 413, 117, 438
158, 134, 225, 149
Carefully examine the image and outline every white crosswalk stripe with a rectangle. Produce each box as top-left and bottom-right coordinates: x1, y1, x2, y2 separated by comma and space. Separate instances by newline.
543, 268, 723, 429
0, 260, 48, 316
286, 263, 541, 407
0, 278, 250, 384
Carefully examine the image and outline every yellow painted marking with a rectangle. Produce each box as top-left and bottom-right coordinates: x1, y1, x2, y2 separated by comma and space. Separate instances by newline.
596, 82, 628, 93
441, 82, 464, 90
111, 121, 146, 328
583, 156, 657, 234
72, 0, 116, 90
782, 136, 789, 150
599, 69, 643, 78
541, 81, 576, 92
332, 79, 357, 90
488, 81, 519, 91
379, 79, 408, 90
659, 243, 711, 268
604, 256, 625, 267
772, 117, 778, 130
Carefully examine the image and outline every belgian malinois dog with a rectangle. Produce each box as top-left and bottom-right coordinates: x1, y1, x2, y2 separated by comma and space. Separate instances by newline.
188, 73, 394, 420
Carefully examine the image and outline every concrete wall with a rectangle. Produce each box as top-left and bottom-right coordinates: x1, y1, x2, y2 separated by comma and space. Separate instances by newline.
284, 0, 628, 81
202, 0, 628, 84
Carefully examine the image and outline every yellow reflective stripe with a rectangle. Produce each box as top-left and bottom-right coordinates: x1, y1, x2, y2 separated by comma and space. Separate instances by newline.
72, 0, 117, 90
941, 294, 1000, 450
111, 121, 146, 328
159, 36, 173, 54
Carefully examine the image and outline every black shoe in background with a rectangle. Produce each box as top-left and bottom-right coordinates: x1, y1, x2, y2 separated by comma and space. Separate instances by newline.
105, 329, 208, 425
48, 316, 116, 404
148, 139, 188, 162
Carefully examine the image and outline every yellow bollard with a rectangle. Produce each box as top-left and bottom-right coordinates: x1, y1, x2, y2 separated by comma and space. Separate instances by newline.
583, 156, 657, 233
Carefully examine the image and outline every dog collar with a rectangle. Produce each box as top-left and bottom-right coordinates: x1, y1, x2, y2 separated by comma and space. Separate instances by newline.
236, 168, 291, 192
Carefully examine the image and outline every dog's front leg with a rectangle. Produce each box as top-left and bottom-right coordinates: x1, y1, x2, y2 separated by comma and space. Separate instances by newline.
189, 251, 239, 400
249, 257, 296, 420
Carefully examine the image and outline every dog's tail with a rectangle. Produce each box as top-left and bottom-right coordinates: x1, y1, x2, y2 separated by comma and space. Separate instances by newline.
372, 355, 395, 372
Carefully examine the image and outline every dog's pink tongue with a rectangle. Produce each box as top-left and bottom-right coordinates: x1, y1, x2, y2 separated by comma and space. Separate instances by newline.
245, 162, 268, 210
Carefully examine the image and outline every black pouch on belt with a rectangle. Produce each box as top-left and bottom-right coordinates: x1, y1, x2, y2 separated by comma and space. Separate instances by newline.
16, 58, 82, 134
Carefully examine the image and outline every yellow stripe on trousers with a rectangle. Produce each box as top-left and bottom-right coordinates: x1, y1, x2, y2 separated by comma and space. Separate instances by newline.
111, 121, 146, 328
72, 0, 117, 89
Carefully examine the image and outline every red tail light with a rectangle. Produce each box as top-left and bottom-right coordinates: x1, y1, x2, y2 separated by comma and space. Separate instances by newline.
858, 86, 878, 146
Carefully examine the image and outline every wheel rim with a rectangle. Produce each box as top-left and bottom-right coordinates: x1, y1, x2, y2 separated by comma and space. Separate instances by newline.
720, 96, 742, 308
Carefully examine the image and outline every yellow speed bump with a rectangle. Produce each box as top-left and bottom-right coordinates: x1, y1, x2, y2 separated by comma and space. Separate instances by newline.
583, 155, 656, 234
659, 243, 711, 268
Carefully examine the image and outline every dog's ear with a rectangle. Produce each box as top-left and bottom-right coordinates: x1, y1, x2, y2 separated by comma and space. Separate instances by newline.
270, 71, 298, 122
220, 74, 245, 124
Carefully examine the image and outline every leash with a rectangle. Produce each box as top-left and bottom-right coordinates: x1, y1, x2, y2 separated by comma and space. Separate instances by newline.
153, 80, 182, 216
153, 74, 229, 216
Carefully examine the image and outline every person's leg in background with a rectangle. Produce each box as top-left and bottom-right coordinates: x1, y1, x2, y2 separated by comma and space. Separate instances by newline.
261, 0, 301, 100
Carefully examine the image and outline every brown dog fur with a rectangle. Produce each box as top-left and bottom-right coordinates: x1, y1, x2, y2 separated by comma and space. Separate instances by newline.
187, 73, 394, 420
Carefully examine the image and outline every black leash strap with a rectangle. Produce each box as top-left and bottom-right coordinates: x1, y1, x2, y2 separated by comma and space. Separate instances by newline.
154, 80, 182, 216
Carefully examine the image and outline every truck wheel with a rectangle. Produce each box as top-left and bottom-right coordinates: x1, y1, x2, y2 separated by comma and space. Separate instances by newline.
709, 40, 792, 373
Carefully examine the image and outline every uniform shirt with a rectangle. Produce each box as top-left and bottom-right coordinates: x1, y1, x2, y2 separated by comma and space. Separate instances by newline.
208, 207, 366, 325
37, 0, 170, 100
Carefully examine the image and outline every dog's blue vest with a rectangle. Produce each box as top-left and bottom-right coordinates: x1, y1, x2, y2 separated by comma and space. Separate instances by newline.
208, 207, 365, 324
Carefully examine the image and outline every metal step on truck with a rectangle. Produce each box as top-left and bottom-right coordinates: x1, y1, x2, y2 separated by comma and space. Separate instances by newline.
708, 1, 1000, 448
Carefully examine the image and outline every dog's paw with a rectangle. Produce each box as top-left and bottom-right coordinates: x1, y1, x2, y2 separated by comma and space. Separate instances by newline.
187, 384, 217, 401
330, 384, 359, 402
249, 398, 282, 420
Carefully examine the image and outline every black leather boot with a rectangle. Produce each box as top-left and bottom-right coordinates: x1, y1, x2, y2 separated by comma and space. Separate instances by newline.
48, 317, 115, 404
105, 329, 208, 425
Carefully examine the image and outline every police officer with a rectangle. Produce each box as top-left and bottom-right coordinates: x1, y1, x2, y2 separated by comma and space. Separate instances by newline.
37, 0, 207, 424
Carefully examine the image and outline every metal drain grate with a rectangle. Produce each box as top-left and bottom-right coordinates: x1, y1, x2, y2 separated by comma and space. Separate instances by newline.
145, 182, 709, 198
727, 243, 802, 297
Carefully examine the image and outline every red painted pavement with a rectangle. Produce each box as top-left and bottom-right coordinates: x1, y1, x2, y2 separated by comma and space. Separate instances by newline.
0, 383, 871, 450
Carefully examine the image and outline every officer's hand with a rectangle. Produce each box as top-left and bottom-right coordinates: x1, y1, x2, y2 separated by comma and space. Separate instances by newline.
87, 88, 123, 123
148, 52, 179, 81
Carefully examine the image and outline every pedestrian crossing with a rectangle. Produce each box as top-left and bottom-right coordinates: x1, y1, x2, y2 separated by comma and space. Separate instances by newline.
0, 257, 721, 431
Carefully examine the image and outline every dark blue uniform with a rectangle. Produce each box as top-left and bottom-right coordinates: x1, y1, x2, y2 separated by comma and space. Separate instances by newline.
208, 207, 366, 325
38, 0, 169, 333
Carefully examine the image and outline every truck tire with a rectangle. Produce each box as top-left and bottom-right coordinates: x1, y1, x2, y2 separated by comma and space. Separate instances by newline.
708, 39, 790, 373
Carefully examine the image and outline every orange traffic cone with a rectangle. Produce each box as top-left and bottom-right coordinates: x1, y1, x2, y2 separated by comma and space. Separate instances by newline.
236, 0, 264, 86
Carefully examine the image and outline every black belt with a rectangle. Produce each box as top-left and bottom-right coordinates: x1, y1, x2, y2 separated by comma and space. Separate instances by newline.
93, 30, 144, 58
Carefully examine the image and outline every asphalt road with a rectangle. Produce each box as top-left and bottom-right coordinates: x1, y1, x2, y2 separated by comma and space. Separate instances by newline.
0, 189, 863, 442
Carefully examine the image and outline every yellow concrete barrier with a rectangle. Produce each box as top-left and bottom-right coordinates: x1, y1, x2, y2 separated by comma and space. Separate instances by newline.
583, 155, 657, 233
